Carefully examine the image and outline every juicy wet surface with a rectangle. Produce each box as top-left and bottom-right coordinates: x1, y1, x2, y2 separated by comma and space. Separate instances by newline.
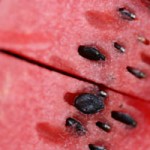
0, 0, 149, 100
0, 1, 150, 149
0, 53, 150, 150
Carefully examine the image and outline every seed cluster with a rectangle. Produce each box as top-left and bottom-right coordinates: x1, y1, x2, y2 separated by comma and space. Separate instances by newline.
68, 4, 145, 150
78, 44, 146, 79
78, 7, 147, 80
65, 90, 137, 149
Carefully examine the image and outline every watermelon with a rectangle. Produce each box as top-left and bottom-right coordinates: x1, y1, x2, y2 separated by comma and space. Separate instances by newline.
0, 53, 150, 150
0, 0, 150, 100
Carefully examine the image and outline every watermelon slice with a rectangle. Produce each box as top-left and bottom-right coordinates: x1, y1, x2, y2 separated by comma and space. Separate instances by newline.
0, 0, 150, 100
0, 53, 150, 150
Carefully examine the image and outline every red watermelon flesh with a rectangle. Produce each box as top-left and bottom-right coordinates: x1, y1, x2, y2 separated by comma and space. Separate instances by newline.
0, 0, 150, 100
0, 53, 150, 150
141, 0, 150, 8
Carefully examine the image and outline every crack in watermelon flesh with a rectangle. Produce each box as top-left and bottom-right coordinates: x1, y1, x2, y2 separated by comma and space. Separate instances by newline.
0, 0, 149, 100
0, 53, 150, 150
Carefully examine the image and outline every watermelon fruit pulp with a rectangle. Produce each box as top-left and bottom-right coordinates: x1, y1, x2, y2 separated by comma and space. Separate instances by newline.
0, 0, 150, 100
0, 53, 150, 150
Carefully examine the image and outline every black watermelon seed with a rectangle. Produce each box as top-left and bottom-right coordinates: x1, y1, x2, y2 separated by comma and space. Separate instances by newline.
66, 117, 86, 135
78, 45, 106, 61
114, 42, 126, 53
126, 66, 146, 79
118, 8, 136, 20
98, 90, 108, 98
111, 111, 137, 127
96, 121, 111, 132
74, 93, 105, 114
89, 144, 107, 150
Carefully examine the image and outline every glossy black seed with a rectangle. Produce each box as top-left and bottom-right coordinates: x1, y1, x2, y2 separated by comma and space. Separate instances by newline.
98, 90, 108, 98
118, 8, 136, 20
66, 117, 86, 135
78, 45, 106, 61
96, 121, 111, 132
74, 93, 105, 114
126, 66, 146, 79
114, 42, 125, 53
89, 144, 107, 150
111, 111, 137, 127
